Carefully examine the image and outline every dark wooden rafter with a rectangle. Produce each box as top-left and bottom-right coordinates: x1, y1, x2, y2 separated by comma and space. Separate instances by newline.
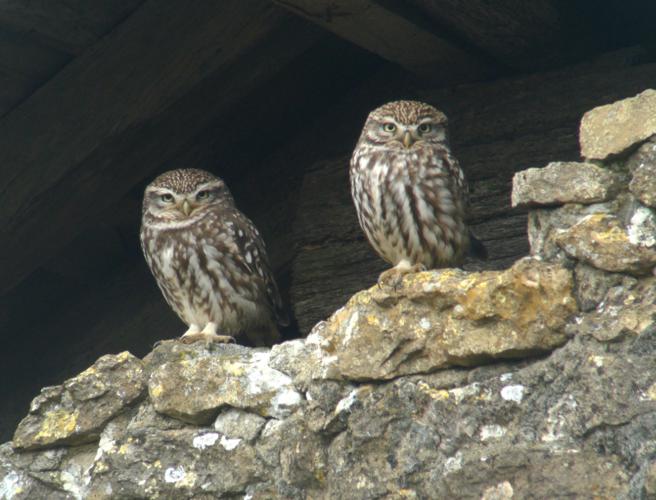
407, 0, 605, 71
0, 0, 322, 296
0, 1, 146, 117
0, 28, 70, 117
0, 0, 145, 55
272, 0, 495, 83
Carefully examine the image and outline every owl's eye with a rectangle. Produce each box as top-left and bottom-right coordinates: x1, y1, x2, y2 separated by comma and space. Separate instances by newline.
418, 123, 432, 133
196, 190, 209, 200
160, 193, 174, 203
382, 122, 396, 132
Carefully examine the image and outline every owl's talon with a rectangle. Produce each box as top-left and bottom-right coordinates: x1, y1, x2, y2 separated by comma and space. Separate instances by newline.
378, 264, 426, 290
179, 333, 236, 345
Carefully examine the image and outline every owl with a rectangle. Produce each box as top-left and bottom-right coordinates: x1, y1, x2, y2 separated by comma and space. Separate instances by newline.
350, 100, 486, 285
140, 168, 286, 346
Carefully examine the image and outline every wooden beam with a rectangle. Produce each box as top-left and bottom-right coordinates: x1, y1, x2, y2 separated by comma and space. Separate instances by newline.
273, 0, 493, 83
0, 0, 145, 55
0, 28, 70, 117
0, 0, 322, 295
407, 0, 602, 71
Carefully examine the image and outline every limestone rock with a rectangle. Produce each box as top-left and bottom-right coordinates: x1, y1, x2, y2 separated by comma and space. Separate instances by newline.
511, 161, 622, 207
146, 342, 303, 424
555, 212, 656, 275
580, 89, 656, 160
573, 263, 623, 312
2, 286, 656, 499
316, 326, 656, 499
0, 442, 96, 500
285, 258, 577, 382
255, 415, 327, 497
527, 201, 616, 259
87, 426, 263, 499
567, 276, 656, 342
213, 408, 266, 442
627, 138, 656, 207
12, 352, 145, 451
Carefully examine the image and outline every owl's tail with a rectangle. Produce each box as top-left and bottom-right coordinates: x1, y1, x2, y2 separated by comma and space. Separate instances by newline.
468, 231, 488, 260
244, 322, 281, 347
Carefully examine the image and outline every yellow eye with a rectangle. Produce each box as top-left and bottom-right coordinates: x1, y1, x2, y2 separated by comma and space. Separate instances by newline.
196, 190, 209, 200
418, 123, 432, 133
382, 122, 396, 132
161, 193, 174, 203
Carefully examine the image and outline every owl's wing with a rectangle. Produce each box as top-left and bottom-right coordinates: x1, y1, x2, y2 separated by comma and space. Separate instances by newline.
228, 210, 289, 327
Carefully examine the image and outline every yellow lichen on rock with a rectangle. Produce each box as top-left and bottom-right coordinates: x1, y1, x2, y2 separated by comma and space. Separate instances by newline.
33, 409, 79, 444
305, 258, 578, 381
555, 213, 656, 275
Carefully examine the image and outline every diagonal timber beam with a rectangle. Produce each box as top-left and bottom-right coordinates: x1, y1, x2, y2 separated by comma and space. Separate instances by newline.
273, 0, 494, 83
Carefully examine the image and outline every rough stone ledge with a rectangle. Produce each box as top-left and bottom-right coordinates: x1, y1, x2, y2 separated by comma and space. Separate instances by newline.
271, 258, 578, 384
12, 352, 145, 451
580, 88, 656, 160
1, 263, 655, 499
146, 343, 303, 425
627, 137, 656, 208
511, 161, 623, 208
555, 212, 656, 276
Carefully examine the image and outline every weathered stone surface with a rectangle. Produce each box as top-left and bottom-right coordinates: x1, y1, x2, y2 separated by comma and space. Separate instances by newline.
555, 212, 656, 275
317, 327, 656, 499
526, 198, 621, 259
213, 408, 266, 442
2, 280, 655, 499
12, 352, 145, 451
628, 137, 656, 207
511, 161, 622, 207
87, 426, 263, 499
580, 89, 656, 160
275, 258, 577, 383
146, 342, 303, 424
573, 263, 624, 312
567, 276, 656, 342
0, 442, 96, 500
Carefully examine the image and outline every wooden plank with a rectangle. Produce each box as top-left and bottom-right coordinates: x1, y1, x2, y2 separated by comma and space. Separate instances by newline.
0, 0, 322, 295
0, 69, 35, 117
408, 0, 601, 71
0, 28, 69, 81
273, 0, 494, 83
0, 28, 70, 116
421, 60, 656, 154
0, 0, 144, 55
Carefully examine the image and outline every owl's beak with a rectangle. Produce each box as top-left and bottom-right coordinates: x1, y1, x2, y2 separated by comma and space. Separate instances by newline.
402, 131, 414, 148
181, 200, 192, 216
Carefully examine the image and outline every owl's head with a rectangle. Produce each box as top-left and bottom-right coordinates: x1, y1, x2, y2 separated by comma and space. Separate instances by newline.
142, 168, 234, 222
360, 100, 449, 150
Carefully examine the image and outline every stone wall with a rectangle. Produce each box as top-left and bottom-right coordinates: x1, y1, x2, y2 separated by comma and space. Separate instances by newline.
1, 92, 656, 499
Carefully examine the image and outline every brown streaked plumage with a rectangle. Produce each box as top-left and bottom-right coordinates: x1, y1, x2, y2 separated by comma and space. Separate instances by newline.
350, 100, 486, 284
140, 168, 286, 345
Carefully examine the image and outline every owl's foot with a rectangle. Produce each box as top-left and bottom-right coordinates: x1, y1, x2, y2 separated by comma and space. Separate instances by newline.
378, 263, 426, 289
180, 332, 236, 344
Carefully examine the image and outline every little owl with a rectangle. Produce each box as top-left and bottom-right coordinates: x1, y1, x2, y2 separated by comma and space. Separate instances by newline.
140, 168, 286, 345
350, 100, 486, 284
